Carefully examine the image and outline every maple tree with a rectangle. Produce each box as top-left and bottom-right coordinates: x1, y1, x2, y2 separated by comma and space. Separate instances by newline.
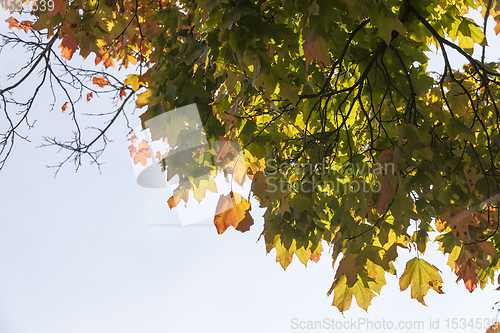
2, 0, 500, 322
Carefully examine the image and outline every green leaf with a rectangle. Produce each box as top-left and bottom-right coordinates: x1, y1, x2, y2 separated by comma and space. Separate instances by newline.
446, 117, 476, 143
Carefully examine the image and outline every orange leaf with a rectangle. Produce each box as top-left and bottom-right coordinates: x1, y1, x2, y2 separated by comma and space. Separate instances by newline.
5, 17, 20, 30
103, 56, 115, 69
167, 186, 190, 209
20, 21, 33, 33
92, 77, 110, 88
132, 139, 151, 166
61, 102, 68, 112
213, 191, 254, 234
167, 195, 178, 209
486, 323, 500, 333
120, 88, 127, 100
310, 253, 321, 262
86, 92, 93, 102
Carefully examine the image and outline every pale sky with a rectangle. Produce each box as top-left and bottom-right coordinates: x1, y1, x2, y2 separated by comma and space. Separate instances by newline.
0, 8, 499, 333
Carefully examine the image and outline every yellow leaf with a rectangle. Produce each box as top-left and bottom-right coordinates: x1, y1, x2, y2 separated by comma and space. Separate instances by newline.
124, 74, 140, 92
399, 258, 444, 306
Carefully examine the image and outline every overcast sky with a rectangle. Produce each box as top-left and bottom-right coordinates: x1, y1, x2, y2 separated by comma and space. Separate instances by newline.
1, 8, 500, 333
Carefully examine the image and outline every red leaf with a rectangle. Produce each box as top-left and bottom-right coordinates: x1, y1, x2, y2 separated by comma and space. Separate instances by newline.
58, 35, 78, 60
377, 176, 393, 214
61, 102, 68, 112
48, 0, 66, 17
302, 30, 330, 70
86, 92, 93, 102
92, 77, 110, 88
455, 261, 478, 292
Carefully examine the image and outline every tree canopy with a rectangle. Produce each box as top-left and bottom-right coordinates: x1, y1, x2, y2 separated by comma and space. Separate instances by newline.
2, 0, 500, 320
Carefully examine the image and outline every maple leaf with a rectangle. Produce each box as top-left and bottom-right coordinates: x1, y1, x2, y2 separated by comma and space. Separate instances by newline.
20, 21, 33, 33
132, 139, 151, 166
94, 53, 116, 68
437, 204, 480, 241
119, 88, 127, 100
124, 74, 141, 91
328, 275, 379, 312
5, 17, 19, 30
213, 191, 253, 234
399, 258, 444, 306
251, 171, 270, 205
376, 175, 393, 214
61, 102, 68, 112
128, 144, 136, 157
215, 137, 240, 163
86, 92, 93, 102
350, 280, 378, 311
454, 261, 478, 292
328, 260, 387, 313
92, 77, 110, 88
329, 276, 353, 312
335, 253, 363, 287
116, 35, 129, 52
167, 196, 177, 209
232, 157, 247, 186
127, 134, 138, 143
5, 18, 32, 34
274, 237, 296, 269
302, 29, 330, 70
167, 185, 190, 209
294, 247, 312, 266
103, 56, 115, 69
48, 0, 67, 18
486, 324, 500, 333
193, 176, 217, 203
58, 35, 78, 61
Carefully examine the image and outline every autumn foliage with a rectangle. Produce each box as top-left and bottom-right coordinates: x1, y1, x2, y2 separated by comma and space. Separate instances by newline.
5, 0, 500, 319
